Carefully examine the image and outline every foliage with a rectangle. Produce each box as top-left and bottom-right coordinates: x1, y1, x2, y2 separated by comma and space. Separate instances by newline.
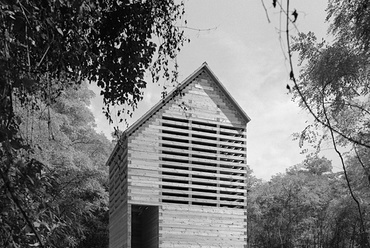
248, 155, 370, 248
261, 0, 370, 245
0, 82, 112, 247
291, 31, 370, 150
327, 0, 370, 52
284, 1, 370, 245
0, 0, 187, 122
302, 154, 332, 176
1, 1, 186, 247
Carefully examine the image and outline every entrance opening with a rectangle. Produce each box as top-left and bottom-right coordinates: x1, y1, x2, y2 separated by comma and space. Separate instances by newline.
131, 205, 159, 248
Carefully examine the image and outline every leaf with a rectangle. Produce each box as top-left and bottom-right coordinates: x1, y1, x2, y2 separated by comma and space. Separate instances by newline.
10, 138, 23, 150
56, 27, 63, 36
286, 84, 291, 92
33, 221, 41, 228
21, 77, 37, 89
13, 15, 25, 32
292, 9, 298, 23
27, 175, 35, 185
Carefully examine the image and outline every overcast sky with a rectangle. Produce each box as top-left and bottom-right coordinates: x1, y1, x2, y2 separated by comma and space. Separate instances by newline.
90, 0, 342, 180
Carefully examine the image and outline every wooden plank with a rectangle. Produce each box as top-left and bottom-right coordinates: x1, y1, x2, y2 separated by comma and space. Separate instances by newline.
128, 151, 159, 160
163, 108, 241, 125
160, 181, 245, 194
151, 125, 246, 142
164, 107, 243, 125
160, 160, 247, 175
129, 188, 160, 196
161, 195, 244, 206
160, 220, 246, 229
129, 195, 161, 203
128, 168, 160, 175
158, 133, 246, 148
131, 139, 246, 156
160, 153, 247, 169
164, 104, 241, 121
161, 203, 246, 215
158, 147, 246, 162
161, 188, 245, 200
161, 167, 246, 180
161, 113, 246, 127
159, 227, 245, 236
160, 174, 246, 187
160, 118, 246, 135
128, 199, 161, 206
128, 159, 161, 167
160, 216, 246, 225
162, 113, 247, 127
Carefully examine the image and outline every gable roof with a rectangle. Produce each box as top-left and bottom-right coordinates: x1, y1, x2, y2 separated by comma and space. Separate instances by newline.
125, 62, 251, 136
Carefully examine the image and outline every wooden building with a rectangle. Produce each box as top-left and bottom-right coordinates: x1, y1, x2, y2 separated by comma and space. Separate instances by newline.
107, 63, 251, 248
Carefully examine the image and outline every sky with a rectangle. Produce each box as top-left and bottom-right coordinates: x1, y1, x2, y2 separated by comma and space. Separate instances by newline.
89, 0, 341, 180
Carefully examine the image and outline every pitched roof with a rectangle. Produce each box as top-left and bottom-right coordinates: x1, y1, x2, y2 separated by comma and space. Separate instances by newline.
125, 62, 251, 136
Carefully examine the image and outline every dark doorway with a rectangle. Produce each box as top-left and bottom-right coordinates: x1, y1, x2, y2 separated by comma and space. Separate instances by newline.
131, 205, 159, 248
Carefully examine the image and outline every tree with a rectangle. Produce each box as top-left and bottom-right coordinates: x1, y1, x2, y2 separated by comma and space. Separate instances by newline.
262, 0, 370, 245
1, 0, 187, 121
248, 155, 370, 248
249, 170, 326, 248
288, 1, 370, 245
302, 155, 332, 176
1, 1, 187, 246
1, 81, 113, 247
291, 31, 370, 150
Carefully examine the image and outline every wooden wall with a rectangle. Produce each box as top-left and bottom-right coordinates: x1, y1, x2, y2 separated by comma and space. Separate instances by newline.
160, 204, 246, 247
109, 139, 129, 248
127, 111, 162, 206
109, 68, 248, 248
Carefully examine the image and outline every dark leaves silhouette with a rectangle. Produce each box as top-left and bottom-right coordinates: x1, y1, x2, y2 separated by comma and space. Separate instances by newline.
292, 9, 298, 23
286, 84, 291, 92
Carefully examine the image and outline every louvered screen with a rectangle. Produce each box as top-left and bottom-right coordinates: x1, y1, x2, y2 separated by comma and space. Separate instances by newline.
160, 115, 247, 208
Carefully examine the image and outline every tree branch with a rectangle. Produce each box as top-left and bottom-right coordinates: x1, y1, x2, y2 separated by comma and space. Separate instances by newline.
284, 2, 368, 244
354, 145, 370, 187
284, 3, 370, 150
260, 0, 271, 23
322, 94, 369, 247
0, 168, 44, 248
176, 25, 217, 32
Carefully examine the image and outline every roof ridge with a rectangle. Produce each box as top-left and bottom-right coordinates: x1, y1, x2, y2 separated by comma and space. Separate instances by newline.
124, 62, 250, 136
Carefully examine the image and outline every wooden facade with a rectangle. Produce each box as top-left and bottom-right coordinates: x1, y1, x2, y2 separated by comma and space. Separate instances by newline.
108, 63, 251, 248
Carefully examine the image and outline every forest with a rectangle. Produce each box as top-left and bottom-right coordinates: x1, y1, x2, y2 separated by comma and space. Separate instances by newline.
1, 0, 370, 247
247, 155, 370, 248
